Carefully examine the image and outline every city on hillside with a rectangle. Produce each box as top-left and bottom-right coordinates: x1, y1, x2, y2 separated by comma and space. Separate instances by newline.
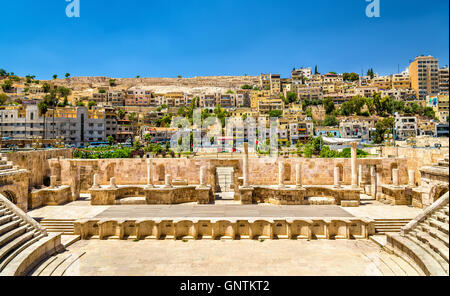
0, 55, 448, 157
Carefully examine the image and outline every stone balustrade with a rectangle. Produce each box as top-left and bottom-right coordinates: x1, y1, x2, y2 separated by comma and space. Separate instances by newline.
74, 218, 375, 240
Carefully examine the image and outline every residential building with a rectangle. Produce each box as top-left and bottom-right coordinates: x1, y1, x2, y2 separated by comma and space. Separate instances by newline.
438, 67, 449, 95
395, 115, 417, 140
270, 74, 281, 95
339, 117, 376, 141
409, 55, 440, 99
427, 95, 449, 123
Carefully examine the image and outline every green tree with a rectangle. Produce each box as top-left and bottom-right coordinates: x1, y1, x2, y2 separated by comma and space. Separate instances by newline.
38, 101, 48, 139
323, 115, 338, 126
1, 79, 13, 92
268, 110, 283, 118
241, 84, 253, 90
373, 117, 394, 144
342, 72, 359, 82
52, 74, 58, 80
109, 79, 116, 86
285, 91, 298, 104
88, 100, 97, 109
42, 82, 51, 93
0, 93, 8, 105
107, 136, 115, 145
65, 73, 70, 78
323, 97, 335, 115
314, 65, 318, 75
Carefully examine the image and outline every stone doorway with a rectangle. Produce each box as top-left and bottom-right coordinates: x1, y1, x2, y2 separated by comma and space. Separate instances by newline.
216, 167, 234, 200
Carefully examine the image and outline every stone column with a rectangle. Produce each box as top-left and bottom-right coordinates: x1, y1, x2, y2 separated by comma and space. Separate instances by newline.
376, 167, 383, 199
351, 142, 358, 188
199, 166, 207, 188
392, 169, 399, 187
49, 175, 57, 189
358, 164, 363, 187
109, 177, 118, 189
242, 142, 249, 187
370, 166, 377, 198
278, 161, 285, 188
164, 174, 172, 188
146, 158, 154, 188
408, 170, 415, 187
333, 167, 341, 188
92, 173, 100, 189
295, 163, 302, 188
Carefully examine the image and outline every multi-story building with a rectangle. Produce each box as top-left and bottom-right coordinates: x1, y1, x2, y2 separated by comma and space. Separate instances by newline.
270, 74, 281, 95
259, 74, 270, 90
409, 55, 439, 99
438, 67, 449, 95
371, 76, 392, 90
391, 74, 411, 89
291, 67, 312, 81
395, 115, 417, 140
381, 89, 417, 101
125, 88, 153, 106
297, 86, 322, 101
436, 123, 449, 137
0, 105, 107, 145
339, 117, 376, 141
417, 118, 436, 137
427, 95, 449, 123
107, 91, 125, 106
289, 121, 314, 144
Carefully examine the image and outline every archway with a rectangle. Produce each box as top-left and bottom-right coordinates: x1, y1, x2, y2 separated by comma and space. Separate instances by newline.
1, 190, 17, 204
430, 184, 448, 202
336, 163, 344, 183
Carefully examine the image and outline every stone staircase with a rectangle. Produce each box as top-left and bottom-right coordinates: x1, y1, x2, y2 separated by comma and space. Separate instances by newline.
0, 193, 62, 276
386, 192, 449, 276
39, 219, 76, 235
374, 219, 411, 234
30, 250, 85, 276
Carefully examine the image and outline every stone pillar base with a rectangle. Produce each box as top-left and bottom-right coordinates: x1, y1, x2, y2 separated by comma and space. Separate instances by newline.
195, 186, 211, 204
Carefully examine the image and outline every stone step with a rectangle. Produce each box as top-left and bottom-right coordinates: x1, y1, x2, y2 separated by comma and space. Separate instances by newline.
35, 252, 74, 276
50, 251, 85, 276
427, 218, 449, 235
393, 235, 446, 276
0, 164, 13, 171
420, 224, 449, 248
0, 160, 7, 165
414, 230, 449, 263
378, 252, 422, 276
443, 207, 449, 216
0, 220, 21, 236
0, 209, 7, 216
433, 212, 449, 224
0, 230, 34, 263
0, 225, 27, 248
407, 235, 449, 275
0, 214, 14, 226
0, 232, 43, 273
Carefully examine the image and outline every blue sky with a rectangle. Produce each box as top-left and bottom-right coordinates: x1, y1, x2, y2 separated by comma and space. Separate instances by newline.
0, 0, 448, 79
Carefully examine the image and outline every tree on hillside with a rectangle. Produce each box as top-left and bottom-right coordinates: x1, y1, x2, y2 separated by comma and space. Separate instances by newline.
42, 82, 51, 93
65, 73, 70, 78
285, 91, 298, 104
342, 72, 359, 82
367, 68, 375, 79
1, 79, 13, 92
268, 109, 283, 118
53, 74, 58, 80
117, 109, 126, 120
0, 93, 8, 105
323, 97, 335, 115
314, 65, 318, 75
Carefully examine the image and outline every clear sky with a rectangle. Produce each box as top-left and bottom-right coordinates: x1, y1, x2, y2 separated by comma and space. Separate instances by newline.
0, 0, 448, 80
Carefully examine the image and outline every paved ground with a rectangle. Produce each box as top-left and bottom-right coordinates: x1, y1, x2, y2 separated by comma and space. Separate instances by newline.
59, 239, 398, 276
94, 203, 353, 219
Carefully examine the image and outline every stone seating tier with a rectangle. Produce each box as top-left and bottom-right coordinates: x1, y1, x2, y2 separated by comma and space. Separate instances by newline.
386, 192, 449, 276
0, 194, 63, 276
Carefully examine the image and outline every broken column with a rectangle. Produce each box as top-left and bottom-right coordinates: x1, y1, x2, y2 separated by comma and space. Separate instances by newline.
351, 142, 358, 188
92, 173, 100, 189
199, 166, 207, 188
49, 175, 57, 189
408, 170, 415, 187
242, 142, 249, 187
164, 174, 172, 188
392, 169, 399, 187
333, 167, 341, 188
146, 158, 154, 188
278, 161, 285, 188
295, 163, 302, 188
109, 177, 118, 189
370, 166, 377, 198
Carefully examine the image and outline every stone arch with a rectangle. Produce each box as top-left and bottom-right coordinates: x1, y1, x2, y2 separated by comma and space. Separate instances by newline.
1, 190, 16, 204
157, 164, 165, 181
336, 163, 344, 182
430, 184, 449, 202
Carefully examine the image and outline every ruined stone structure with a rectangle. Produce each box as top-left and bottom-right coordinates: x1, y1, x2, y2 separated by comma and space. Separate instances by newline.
0, 153, 29, 212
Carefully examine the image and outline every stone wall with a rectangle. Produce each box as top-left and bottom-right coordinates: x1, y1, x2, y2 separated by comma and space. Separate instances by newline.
53, 157, 408, 194
5, 149, 73, 188
380, 147, 448, 186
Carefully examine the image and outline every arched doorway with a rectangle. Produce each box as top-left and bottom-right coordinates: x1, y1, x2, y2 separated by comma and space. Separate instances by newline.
1, 190, 17, 204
